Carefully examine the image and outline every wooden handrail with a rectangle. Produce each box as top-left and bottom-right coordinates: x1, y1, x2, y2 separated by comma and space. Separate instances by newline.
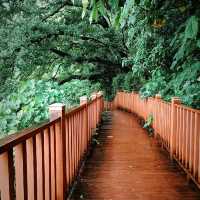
0, 118, 60, 154
0, 95, 103, 153
0, 93, 104, 200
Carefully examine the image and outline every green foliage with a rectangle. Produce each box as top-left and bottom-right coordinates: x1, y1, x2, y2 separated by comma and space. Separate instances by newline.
111, 71, 144, 98
0, 0, 200, 137
143, 114, 153, 128
0, 0, 126, 96
0, 79, 100, 137
171, 15, 199, 69
162, 61, 200, 108
139, 69, 167, 98
185, 16, 198, 39
143, 114, 154, 136
112, 73, 126, 93
117, 0, 200, 108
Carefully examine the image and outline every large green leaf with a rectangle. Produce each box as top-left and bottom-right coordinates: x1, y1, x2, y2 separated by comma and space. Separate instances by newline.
89, 3, 98, 23
185, 16, 198, 39
82, 0, 89, 19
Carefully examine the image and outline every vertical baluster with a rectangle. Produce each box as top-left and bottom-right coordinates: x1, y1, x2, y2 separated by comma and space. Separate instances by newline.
22, 142, 28, 200
78, 112, 81, 165
193, 112, 199, 178
184, 110, 188, 167
65, 117, 70, 191
79, 109, 84, 160
168, 104, 171, 147
49, 104, 66, 200
80, 96, 88, 154
88, 105, 91, 142
166, 105, 168, 146
85, 105, 89, 152
68, 116, 73, 185
48, 127, 52, 200
182, 109, 186, 166
32, 135, 37, 200
170, 97, 181, 160
50, 125, 56, 200
71, 114, 75, 178
189, 112, 194, 172
26, 138, 35, 200
74, 113, 78, 174
180, 108, 183, 160
55, 121, 63, 200
79, 111, 81, 165
76, 112, 78, 172
79, 111, 82, 159
0, 150, 15, 200
181, 108, 184, 162
177, 108, 180, 158
36, 133, 43, 200
197, 113, 200, 182
41, 131, 45, 200
15, 144, 25, 200
186, 110, 190, 168
44, 129, 50, 200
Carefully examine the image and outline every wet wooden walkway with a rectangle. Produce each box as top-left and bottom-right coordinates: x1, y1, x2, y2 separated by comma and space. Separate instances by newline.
71, 110, 200, 200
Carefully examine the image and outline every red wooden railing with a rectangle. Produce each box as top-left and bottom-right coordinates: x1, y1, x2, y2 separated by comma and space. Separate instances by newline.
114, 91, 200, 188
0, 93, 104, 200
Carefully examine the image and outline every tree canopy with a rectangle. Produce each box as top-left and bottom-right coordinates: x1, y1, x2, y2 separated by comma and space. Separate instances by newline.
0, 0, 200, 136
0, 0, 128, 95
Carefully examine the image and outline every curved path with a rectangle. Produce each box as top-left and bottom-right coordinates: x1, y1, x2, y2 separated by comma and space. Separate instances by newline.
71, 110, 200, 200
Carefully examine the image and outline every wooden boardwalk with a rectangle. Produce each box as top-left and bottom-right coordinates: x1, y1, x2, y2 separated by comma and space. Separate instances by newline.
71, 110, 200, 200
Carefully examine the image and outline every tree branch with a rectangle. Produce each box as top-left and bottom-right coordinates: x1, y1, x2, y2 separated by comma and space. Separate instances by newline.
49, 48, 121, 67
42, 1, 83, 21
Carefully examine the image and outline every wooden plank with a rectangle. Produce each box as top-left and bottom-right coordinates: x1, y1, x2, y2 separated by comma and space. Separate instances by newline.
44, 129, 50, 200
185, 110, 190, 169
0, 152, 11, 200
189, 112, 194, 172
61, 110, 67, 196
193, 112, 198, 178
32, 135, 37, 200
8, 149, 15, 200
26, 138, 35, 200
55, 121, 63, 200
22, 142, 28, 200
15, 144, 25, 200
50, 125, 56, 200
65, 117, 70, 191
48, 127, 52, 200
36, 133, 43, 200
68, 117, 73, 185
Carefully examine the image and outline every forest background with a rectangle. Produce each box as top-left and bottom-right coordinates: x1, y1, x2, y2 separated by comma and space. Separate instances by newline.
0, 0, 199, 137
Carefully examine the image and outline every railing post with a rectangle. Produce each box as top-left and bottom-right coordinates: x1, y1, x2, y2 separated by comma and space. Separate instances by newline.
91, 93, 97, 100
49, 103, 66, 199
97, 91, 103, 121
80, 96, 88, 106
170, 97, 181, 160
91, 93, 97, 128
155, 94, 162, 139
155, 94, 161, 99
49, 103, 65, 120
80, 96, 88, 153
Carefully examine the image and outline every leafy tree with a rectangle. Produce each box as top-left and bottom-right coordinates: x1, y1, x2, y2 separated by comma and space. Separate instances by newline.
0, 79, 100, 137
0, 0, 200, 136
85, 0, 200, 108
0, 0, 128, 95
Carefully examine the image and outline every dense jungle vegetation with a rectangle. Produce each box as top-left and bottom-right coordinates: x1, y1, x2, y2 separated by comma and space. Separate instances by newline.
0, 0, 199, 136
